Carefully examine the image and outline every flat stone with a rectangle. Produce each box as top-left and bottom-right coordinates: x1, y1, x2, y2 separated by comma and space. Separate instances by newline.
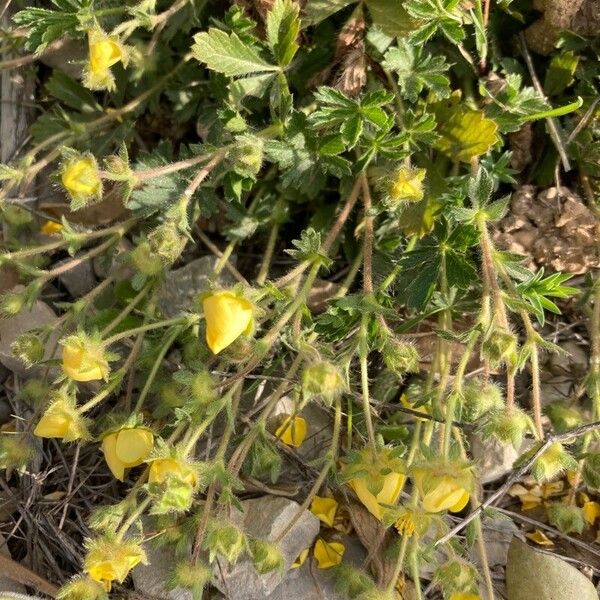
132, 545, 192, 600
56, 259, 97, 298
472, 516, 519, 568
0, 289, 59, 375
213, 496, 320, 600
156, 256, 236, 318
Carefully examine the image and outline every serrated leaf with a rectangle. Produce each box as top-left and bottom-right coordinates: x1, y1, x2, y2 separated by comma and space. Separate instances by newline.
435, 107, 499, 163
544, 51, 579, 96
266, 0, 300, 67
192, 28, 278, 77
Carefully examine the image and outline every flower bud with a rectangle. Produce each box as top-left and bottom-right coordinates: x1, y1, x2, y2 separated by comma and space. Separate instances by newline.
302, 361, 346, 406
3, 205, 33, 228
0, 289, 26, 316
11, 332, 45, 367
101, 427, 154, 481
204, 520, 247, 564
60, 155, 102, 208
342, 446, 406, 520
462, 378, 504, 422
313, 539, 345, 569
231, 135, 264, 177
62, 333, 109, 382
480, 407, 531, 449
531, 442, 577, 482
167, 561, 211, 596
383, 338, 420, 378
582, 453, 600, 491
545, 402, 582, 433
148, 457, 198, 513
249, 539, 284, 574
481, 327, 517, 368
130, 241, 164, 276
202, 290, 254, 354
411, 459, 473, 513
56, 575, 108, 600
84, 537, 146, 591
547, 502, 585, 534
84, 28, 127, 91
0, 433, 32, 472
380, 165, 426, 209
19, 378, 49, 405
148, 221, 187, 266
434, 559, 479, 599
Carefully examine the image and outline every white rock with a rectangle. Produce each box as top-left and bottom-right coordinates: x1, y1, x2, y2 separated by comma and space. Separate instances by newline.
470, 434, 525, 485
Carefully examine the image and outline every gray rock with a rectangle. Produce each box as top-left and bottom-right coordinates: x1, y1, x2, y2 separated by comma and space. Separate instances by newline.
265, 535, 366, 600
506, 538, 598, 600
156, 256, 236, 318
470, 434, 527, 485
132, 544, 192, 600
39, 38, 86, 79
0, 290, 59, 375
473, 516, 519, 568
56, 259, 97, 298
214, 496, 320, 600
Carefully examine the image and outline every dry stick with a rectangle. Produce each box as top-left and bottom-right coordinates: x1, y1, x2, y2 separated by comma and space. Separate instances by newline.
434, 419, 600, 546
519, 33, 570, 172
0, 554, 59, 597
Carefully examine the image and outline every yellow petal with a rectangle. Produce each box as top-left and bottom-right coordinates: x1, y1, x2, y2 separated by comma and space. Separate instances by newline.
421, 477, 468, 513
313, 539, 345, 569
62, 339, 107, 382
275, 416, 307, 448
526, 529, 554, 546
61, 158, 101, 198
89, 37, 124, 73
583, 501, 600, 525
115, 428, 153, 467
449, 594, 482, 600
203, 291, 254, 354
291, 548, 309, 569
34, 413, 71, 438
349, 472, 405, 520
102, 434, 125, 481
40, 220, 63, 235
310, 496, 339, 527
449, 489, 470, 513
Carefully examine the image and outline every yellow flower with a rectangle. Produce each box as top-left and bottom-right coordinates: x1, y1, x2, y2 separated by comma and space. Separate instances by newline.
310, 496, 338, 527
84, 28, 127, 91
102, 427, 154, 481
61, 157, 102, 201
395, 513, 416, 537
291, 548, 309, 569
275, 415, 307, 448
62, 334, 109, 382
349, 471, 405, 520
148, 458, 197, 487
412, 468, 470, 513
583, 500, 600, 525
40, 220, 63, 235
449, 594, 482, 600
313, 539, 345, 569
34, 395, 89, 442
202, 290, 254, 354
85, 538, 145, 591
387, 165, 426, 205
525, 529, 554, 546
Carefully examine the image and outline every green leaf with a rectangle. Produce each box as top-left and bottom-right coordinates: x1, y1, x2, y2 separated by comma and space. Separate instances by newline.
45, 71, 102, 113
383, 40, 451, 102
544, 52, 579, 96
521, 96, 583, 122
302, 0, 356, 25
285, 227, 331, 265
192, 28, 278, 77
435, 106, 499, 163
367, 0, 419, 37
266, 0, 300, 67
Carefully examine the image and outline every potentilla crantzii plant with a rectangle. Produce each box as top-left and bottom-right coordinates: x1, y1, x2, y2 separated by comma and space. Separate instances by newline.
1, 0, 600, 598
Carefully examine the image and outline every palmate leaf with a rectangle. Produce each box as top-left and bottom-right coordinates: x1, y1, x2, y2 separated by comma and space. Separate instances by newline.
383, 40, 451, 103
192, 28, 279, 77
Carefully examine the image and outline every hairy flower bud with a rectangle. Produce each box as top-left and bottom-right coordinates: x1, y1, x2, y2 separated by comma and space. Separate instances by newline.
60, 155, 102, 209
249, 539, 285, 574
130, 241, 164, 276
84, 28, 127, 91
204, 520, 247, 564
56, 575, 108, 600
481, 327, 517, 368
148, 221, 187, 266
302, 361, 345, 406
383, 338, 421, 378
462, 378, 504, 422
0, 433, 32, 473
582, 453, 600, 491
531, 442, 577, 482
480, 407, 532, 449
12, 332, 45, 367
